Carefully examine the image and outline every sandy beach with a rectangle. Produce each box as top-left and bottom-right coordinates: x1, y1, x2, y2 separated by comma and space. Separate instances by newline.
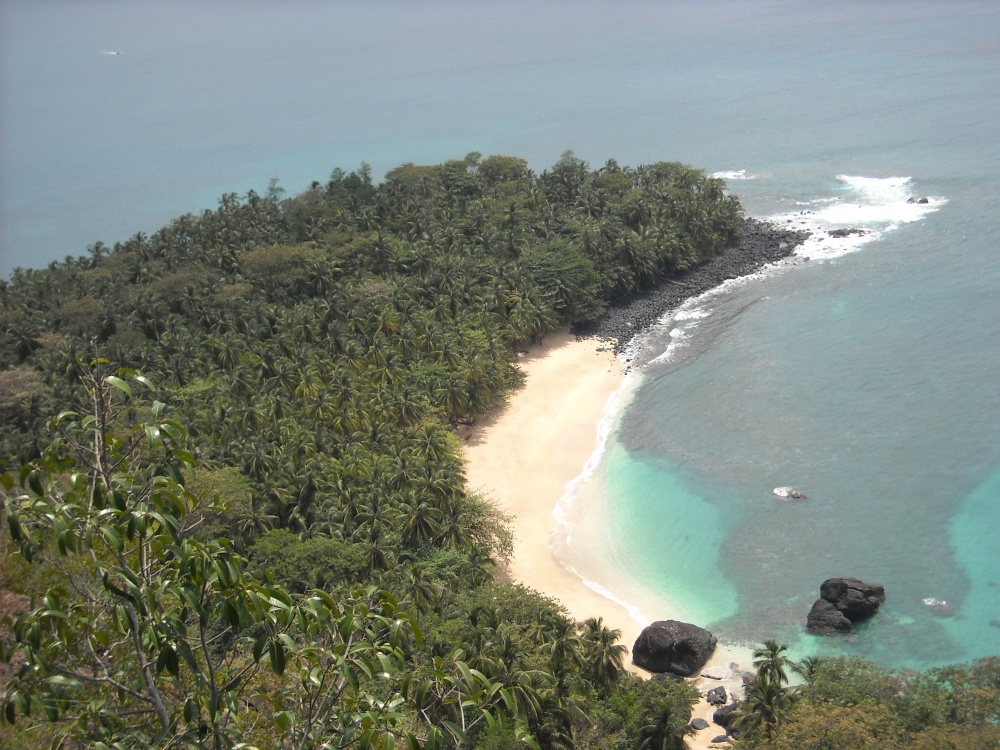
462, 329, 643, 644
462, 328, 750, 749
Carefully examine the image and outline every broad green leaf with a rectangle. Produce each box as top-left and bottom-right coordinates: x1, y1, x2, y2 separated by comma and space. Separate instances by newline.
144, 425, 162, 447
7, 513, 23, 543
441, 720, 465, 743
269, 640, 286, 675
223, 599, 240, 628
156, 644, 179, 677
26, 470, 44, 497
252, 632, 268, 663
104, 375, 132, 397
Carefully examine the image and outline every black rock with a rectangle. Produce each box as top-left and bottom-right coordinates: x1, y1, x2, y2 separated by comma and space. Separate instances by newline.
706, 686, 728, 706
806, 577, 885, 633
632, 620, 718, 676
690, 718, 710, 730
807, 598, 853, 633
711, 735, 731, 743
650, 671, 685, 684
819, 577, 885, 620
712, 701, 741, 729
918, 197, 929, 204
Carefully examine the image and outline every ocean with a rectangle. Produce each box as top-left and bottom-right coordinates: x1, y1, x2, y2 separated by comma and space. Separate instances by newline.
2, 1, 998, 670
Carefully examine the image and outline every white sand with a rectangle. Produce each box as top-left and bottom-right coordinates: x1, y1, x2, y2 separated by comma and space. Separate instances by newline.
461, 328, 751, 748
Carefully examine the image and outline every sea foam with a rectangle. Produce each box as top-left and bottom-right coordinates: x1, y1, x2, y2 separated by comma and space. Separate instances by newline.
771, 175, 946, 261
552, 366, 638, 545
712, 169, 757, 180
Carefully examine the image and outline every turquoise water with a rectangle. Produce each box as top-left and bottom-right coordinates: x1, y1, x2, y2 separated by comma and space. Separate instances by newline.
608, 173, 1000, 668
3, 1, 999, 670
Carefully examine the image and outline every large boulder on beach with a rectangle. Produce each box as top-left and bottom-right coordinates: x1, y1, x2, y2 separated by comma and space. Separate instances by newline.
632, 620, 718, 676
713, 701, 741, 730
807, 577, 885, 633
706, 686, 728, 706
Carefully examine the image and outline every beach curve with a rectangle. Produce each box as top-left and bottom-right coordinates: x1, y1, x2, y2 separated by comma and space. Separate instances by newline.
461, 327, 754, 748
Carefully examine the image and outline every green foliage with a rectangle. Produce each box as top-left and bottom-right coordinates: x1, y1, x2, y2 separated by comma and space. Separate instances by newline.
741, 647, 1000, 749
0, 372, 523, 749
184, 465, 253, 543
239, 243, 332, 297
755, 701, 903, 750
0, 367, 49, 441
54, 295, 109, 338
478, 155, 530, 186
908, 724, 1000, 749
521, 240, 606, 323
804, 655, 904, 707
929, 657, 1000, 725
248, 529, 369, 592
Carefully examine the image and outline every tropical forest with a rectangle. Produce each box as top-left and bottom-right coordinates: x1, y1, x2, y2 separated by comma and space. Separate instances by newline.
0, 152, 997, 749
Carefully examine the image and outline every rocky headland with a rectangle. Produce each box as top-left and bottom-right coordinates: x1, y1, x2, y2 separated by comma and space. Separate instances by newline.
572, 218, 811, 356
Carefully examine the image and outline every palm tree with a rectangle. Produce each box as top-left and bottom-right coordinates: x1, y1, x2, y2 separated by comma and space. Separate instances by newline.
753, 639, 793, 685
530, 690, 576, 750
540, 618, 583, 698
401, 499, 440, 548
580, 617, 627, 696
791, 655, 826, 683
398, 562, 440, 615
736, 671, 794, 741
638, 693, 696, 750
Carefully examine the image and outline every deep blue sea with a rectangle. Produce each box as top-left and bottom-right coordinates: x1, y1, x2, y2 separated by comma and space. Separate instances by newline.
2, 1, 998, 670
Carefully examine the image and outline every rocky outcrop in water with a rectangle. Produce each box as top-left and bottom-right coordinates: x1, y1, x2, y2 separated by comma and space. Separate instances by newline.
572, 218, 811, 357
806, 599, 853, 633
632, 620, 718, 676
807, 577, 885, 634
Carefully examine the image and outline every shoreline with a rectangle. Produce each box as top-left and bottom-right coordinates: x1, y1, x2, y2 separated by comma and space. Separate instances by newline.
461, 330, 647, 647
461, 329, 752, 748
462, 219, 813, 744
573, 218, 811, 359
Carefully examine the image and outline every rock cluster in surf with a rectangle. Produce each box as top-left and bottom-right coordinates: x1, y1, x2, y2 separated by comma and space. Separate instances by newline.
572, 218, 811, 356
806, 577, 885, 634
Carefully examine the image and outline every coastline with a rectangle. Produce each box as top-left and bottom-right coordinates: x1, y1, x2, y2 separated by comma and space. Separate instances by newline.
573, 218, 811, 359
461, 330, 647, 648
461, 328, 751, 747
462, 219, 815, 743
